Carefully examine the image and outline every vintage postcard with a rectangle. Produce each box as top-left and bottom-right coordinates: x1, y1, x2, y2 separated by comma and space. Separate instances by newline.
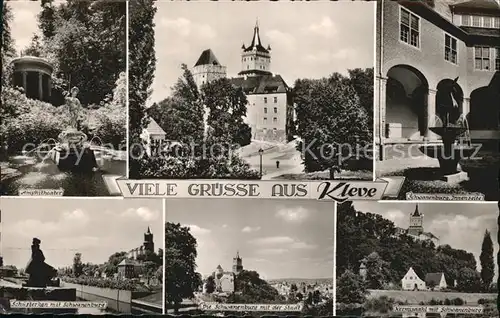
374, 0, 500, 201
128, 0, 375, 181
1, 0, 127, 197
0, 198, 163, 314
336, 201, 498, 317
164, 198, 334, 316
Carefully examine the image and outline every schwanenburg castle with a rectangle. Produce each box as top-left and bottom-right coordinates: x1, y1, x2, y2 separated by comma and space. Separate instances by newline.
376, 0, 500, 160
192, 22, 294, 143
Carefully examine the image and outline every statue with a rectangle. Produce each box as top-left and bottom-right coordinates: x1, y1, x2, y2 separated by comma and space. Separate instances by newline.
65, 87, 83, 130
436, 77, 461, 127
25, 238, 57, 288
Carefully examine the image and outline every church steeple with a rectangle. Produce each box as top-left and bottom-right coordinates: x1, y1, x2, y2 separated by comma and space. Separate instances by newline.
412, 204, 420, 216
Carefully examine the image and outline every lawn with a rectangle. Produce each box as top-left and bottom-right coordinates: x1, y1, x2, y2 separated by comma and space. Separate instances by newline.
367, 289, 497, 304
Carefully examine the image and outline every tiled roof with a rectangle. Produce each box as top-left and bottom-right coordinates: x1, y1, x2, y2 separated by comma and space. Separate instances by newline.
145, 118, 166, 136
118, 258, 135, 266
425, 273, 444, 285
461, 26, 500, 37
451, 0, 500, 11
229, 75, 289, 95
194, 49, 222, 67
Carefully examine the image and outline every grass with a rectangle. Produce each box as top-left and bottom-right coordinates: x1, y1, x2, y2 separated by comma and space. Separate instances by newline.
367, 289, 497, 304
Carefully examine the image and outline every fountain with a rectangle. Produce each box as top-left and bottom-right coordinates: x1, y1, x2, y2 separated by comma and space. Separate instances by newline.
418, 77, 480, 183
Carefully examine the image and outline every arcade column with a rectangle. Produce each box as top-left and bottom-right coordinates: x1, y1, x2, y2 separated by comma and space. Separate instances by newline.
425, 88, 438, 140
377, 76, 388, 160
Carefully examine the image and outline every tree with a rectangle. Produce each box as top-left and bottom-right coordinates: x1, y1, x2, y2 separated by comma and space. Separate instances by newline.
337, 269, 367, 304
364, 252, 389, 289
293, 73, 371, 176
39, 0, 57, 39
128, 0, 156, 178
72, 253, 83, 277
205, 275, 216, 294
165, 222, 201, 313
290, 283, 298, 293
104, 251, 127, 276
23, 34, 44, 57
1, 2, 16, 88
480, 229, 494, 291
312, 290, 321, 304
457, 268, 482, 293
202, 78, 252, 147
296, 292, 303, 301
143, 261, 158, 285
348, 68, 374, 131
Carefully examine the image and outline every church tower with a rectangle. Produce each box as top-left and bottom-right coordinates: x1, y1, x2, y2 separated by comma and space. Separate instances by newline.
143, 226, 154, 253
239, 20, 272, 77
408, 205, 424, 236
192, 49, 227, 88
232, 251, 243, 274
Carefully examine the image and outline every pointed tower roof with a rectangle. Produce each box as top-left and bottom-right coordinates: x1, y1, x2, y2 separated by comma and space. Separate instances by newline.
146, 226, 151, 234
194, 49, 221, 67
235, 250, 240, 259
412, 204, 421, 217
216, 264, 223, 270
243, 19, 269, 53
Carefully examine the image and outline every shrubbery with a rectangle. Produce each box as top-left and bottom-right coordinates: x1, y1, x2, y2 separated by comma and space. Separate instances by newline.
61, 275, 142, 291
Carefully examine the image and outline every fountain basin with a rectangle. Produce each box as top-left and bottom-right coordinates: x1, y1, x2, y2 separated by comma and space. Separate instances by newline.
50, 145, 98, 172
419, 144, 479, 175
9, 155, 36, 166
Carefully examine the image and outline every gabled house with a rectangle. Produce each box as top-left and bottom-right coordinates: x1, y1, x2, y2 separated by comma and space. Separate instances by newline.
425, 272, 447, 290
401, 267, 426, 291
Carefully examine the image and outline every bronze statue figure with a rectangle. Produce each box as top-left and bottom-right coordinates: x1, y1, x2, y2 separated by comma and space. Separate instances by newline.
25, 238, 57, 288
65, 87, 83, 130
436, 77, 461, 127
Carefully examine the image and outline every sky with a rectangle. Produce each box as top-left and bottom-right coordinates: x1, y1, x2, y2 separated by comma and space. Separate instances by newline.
166, 199, 335, 280
7, 0, 46, 54
0, 198, 163, 269
353, 201, 499, 278
150, 1, 375, 104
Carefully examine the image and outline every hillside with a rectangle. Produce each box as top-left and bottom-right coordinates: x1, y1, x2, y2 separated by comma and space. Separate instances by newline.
336, 202, 480, 292
267, 278, 332, 285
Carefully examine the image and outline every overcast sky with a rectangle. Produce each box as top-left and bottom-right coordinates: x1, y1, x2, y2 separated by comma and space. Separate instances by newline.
150, 1, 375, 104
166, 199, 335, 280
7, 0, 42, 54
353, 202, 499, 278
1, 198, 163, 269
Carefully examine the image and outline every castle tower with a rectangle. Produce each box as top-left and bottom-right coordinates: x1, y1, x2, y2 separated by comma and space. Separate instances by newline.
143, 226, 154, 253
192, 49, 227, 88
408, 205, 424, 236
239, 20, 272, 77
232, 251, 243, 274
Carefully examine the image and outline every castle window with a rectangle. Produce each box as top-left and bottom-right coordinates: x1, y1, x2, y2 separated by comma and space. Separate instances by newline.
495, 48, 500, 71
274, 97, 277, 103
472, 15, 481, 27
264, 97, 267, 103
474, 46, 490, 70
264, 117, 267, 123
273, 117, 277, 123
264, 107, 268, 114
444, 33, 457, 64
400, 8, 419, 48
484, 16, 492, 28
274, 107, 277, 113
461, 15, 470, 26
495, 17, 500, 28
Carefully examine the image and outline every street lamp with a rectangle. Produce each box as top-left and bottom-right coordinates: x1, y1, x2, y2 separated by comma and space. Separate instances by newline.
258, 148, 264, 178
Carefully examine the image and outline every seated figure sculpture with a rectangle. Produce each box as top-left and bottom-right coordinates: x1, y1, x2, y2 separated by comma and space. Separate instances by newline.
25, 238, 57, 288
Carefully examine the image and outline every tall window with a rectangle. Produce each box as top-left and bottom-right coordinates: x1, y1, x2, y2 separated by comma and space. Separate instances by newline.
495, 17, 500, 28
461, 15, 470, 26
263, 117, 267, 123
273, 117, 277, 123
472, 16, 481, 27
264, 107, 268, 114
273, 107, 277, 113
264, 97, 267, 103
273, 97, 277, 103
400, 8, 420, 48
445, 34, 457, 64
496, 48, 500, 71
474, 46, 490, 70
483, 16, 492, 28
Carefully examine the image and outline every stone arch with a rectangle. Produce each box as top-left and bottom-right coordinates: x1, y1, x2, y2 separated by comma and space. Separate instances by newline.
386, 64, 429, 140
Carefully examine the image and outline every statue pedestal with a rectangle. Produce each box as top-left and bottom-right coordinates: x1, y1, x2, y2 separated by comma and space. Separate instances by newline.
52, 129, 98, 172
440, 171, 469, 184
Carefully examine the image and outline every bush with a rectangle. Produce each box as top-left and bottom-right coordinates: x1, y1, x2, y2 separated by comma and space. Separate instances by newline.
364, 296, 394, 313
61, 275, 145, 291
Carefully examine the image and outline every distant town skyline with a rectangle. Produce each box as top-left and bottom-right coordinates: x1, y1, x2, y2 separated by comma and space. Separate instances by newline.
150, 1, 375, 104
0, 198, 162, 269
353, 202, 499, 279
166, 199, 335, 280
